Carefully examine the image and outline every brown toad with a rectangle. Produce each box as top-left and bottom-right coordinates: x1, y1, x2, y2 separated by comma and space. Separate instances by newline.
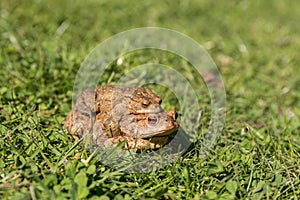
64, 85, 178, 150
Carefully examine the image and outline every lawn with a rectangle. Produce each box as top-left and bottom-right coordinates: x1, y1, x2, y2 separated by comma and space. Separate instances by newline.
1, 0, 300, 199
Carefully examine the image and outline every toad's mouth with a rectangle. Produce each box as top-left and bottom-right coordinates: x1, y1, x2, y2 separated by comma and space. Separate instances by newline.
142, 126, 179, 139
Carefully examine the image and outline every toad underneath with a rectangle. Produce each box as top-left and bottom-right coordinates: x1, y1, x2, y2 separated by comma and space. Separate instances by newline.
63, 85, 179, 150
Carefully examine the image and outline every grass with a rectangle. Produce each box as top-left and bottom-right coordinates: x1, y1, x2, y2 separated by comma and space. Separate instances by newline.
1, 0, 300, 199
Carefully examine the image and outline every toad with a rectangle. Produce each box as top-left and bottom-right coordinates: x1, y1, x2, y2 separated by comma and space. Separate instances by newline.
64, 85, 179, 150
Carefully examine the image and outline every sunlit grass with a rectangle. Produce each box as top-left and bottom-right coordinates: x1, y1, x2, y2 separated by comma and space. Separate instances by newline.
1, 0, 299, 199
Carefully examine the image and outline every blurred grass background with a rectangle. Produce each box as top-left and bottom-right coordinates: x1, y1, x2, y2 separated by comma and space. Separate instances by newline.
0, 0, 299, 199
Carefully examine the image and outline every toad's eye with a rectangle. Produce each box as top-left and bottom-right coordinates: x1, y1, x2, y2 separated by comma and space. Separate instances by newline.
141, 101, 150, 108
147, 115, 159, 126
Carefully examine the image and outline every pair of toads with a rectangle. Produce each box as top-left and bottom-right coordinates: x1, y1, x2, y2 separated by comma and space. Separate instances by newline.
64, 85, 179, 150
